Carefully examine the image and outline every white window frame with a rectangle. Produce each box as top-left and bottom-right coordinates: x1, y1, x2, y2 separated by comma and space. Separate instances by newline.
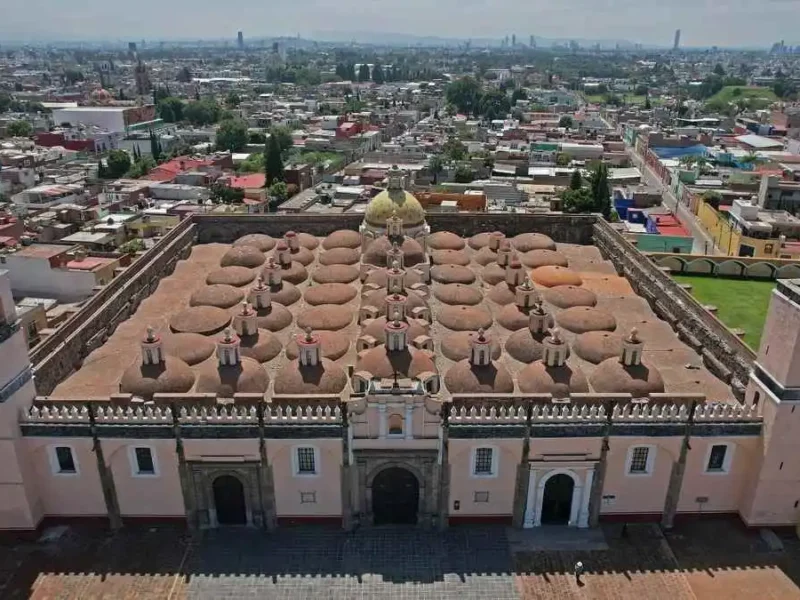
470, 446, 499, 478
387, 413, 404, 438
704, 442, 735, 475
292, 445, 320, 477
49, 445, 79, 476
625, 445, 656, 477
128, 445, 159, 478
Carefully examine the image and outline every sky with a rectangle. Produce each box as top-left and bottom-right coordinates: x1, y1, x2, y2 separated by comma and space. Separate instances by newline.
1, 0, 799, 47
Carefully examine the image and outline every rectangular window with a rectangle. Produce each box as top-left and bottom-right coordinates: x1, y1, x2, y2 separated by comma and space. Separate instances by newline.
134, 447, 155, 475
629, 447, 650, 474
300, 492, 317, 504
707, 445, 728, 472
55, 447, 76, 474
296, 447, 316, 475
473, 448, 494, 476
473, 491, 490, 503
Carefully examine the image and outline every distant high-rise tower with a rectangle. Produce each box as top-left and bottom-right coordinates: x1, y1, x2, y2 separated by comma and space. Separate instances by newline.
237, 31, 244, 49
529, 35, 535, 48
512, 34, 516, 47
673, 29, 681, 50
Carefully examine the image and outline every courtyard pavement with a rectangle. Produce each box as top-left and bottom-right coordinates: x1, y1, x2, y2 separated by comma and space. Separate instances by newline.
1, 519, 800, 599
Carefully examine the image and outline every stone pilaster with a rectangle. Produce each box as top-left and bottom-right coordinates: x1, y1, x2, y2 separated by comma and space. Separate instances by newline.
512, 399, 533, 528
587, 400, 614, 528
257, 400, 277, 531
437, 402, 451, 531
172, 403, 196, 532
340, 402, 355, 531
661, 400, 698, 529
87, 403, 122, 530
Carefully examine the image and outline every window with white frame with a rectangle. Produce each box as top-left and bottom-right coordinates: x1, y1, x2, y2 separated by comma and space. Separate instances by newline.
705, 443, 734, 474
50, 446, 78, 475
129, 446, 157, 477
626, 445, 655, 476
294, 446, 318, 476
472, 447, 497, 477
388, 413, 404, 436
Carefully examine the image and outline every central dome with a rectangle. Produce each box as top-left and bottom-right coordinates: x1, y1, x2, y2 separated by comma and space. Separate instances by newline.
364, 166, 426, 226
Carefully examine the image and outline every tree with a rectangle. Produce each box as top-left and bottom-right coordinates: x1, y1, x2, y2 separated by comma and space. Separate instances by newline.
176, 66, 192, 83
442, 139, 467, 162
226, 91, 242, 108
0, 93, 11, 113
6, 120, 32, 137
127, 156, 155, 179
269, 181, 288, 203
561, 187, 595, 213
589, 163, 611, 219
97, 160, 108, 179
358, 63, 370, 82
119, 238, 145, 254
555, 152, 571, 167
445, 76, 481, 115
372, 63, 385, 84
269, 126, 293, 155
454, 165, 475, 183
713, 63, 726, 77
210, 182, 244, 204
428, 155, 445, 184
740, 150, 759, 165
644, 95, 652, 110
63, 69, 84, 85
264, 134, 284, 186
215, 118, 248, 152
570, 169, 582, 190
184, 99, 222, 126
510, 88, 528, 104
558, 116, 573, 129
157, 97, 184, 123
106, 150, 132, 179
478, 89, 511, 121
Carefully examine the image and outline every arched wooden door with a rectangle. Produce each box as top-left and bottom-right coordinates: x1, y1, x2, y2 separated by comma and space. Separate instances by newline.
372, 467, 419, 525
541, 473, 574, 525
213, 474, 247, 525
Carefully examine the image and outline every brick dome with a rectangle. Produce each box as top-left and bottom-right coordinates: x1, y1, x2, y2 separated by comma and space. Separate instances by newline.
297, 305, 353, 330
163, 333, 216, 365
239, 329, 283, 363
170, 306, 231, 335
468, 231, 498, 250
441, 330, 501, 361
319, 247, 360, 266
364, 267, 423, 288
189, 284, 245, 309
304, 283, 358, 306
285, 330, 350, 360
433, 283, 483, 306
445, 360, 514, 394
269, 282, 302, 306
362, 316, 428, 344
276, 261, 308, 285
428, 231, 465, 250
274, 358, 348, 394
206, 266, 257, 287
474, 246, 499, 267
431, 264, 477, 284
556, 306, 617, 334
220, 246, 266, 268
486, 282, 520, 305
232, 234, 276, 252
120, 356, 195, 399
573, 331, 623, 364
437, 305, 493, 331
362, 289, 428, 316
322, 229, 361, 250
253, 302, 293, 332
590, 358, 665, 397
543, 285, 597, 309
481, 263, 507, 286
356, 346, 436, 379
195, 356, 270, 396
531, 265, 583, 288
430, 249, 470, 266
313, 264, 360, 284
363, 236, 425, 268
511, 233, 557, 252
497, 304, 537, 331
505, 329, 552, 364
295, 232, 320, 250
283, 246, 316, 266
519, 250, 569, 269
518, 362, 589, 396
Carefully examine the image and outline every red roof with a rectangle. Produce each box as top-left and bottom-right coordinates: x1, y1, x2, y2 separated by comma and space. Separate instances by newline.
653, 214, 691, 237
229, 173, 266, 189
143, 156, 215, 182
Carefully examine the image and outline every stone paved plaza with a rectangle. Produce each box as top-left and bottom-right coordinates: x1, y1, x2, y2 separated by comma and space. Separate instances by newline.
2, 520, 800, 599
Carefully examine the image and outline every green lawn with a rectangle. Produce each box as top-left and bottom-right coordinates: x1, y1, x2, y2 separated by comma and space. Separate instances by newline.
706, 86, 778, 109
584, 94, 661, 106
672, 275, 775, 350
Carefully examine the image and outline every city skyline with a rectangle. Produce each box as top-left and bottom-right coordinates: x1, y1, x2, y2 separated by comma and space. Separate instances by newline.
2, 0, 799, 48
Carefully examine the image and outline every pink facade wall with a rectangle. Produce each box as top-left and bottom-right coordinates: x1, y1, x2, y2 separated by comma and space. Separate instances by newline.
756, 291, 800, 387
269, 439, 343, 518
448, 439, 521, 517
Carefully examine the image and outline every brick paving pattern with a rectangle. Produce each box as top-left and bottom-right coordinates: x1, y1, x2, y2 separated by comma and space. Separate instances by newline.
1, 519, 800, 599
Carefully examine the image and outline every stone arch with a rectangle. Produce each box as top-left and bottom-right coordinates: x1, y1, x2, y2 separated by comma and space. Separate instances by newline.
366, 461, 425, 490
745, 262, 776, 279
716, 260, 746, 277
686, 258, 716, 275
534, 468, 582, 527
777, 264, 800, 279
657, 256, 687, 274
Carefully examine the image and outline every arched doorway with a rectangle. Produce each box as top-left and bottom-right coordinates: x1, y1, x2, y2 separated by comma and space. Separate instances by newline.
372, 467, 419, 525
540, 473, 575, 525
213, 474, 247, 525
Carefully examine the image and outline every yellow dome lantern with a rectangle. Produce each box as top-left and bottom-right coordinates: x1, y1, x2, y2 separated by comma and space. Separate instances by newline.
364, 165, 426, 227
